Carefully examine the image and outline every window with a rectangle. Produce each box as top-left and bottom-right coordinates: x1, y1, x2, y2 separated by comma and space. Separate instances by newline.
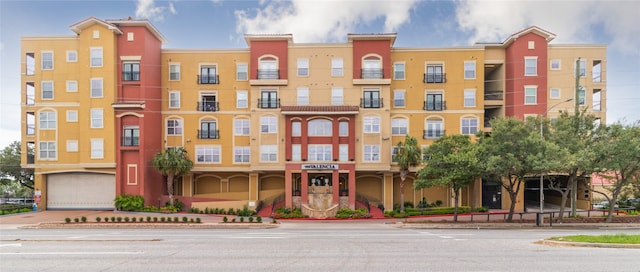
391, 147, 399, 163
66, 80, 77, 92
578, 86, 586, 106
297, 58, 309, 77
461, 118, 478, 135
292, 144, 301, 161
426, 64, 445, 83
297, 87, 309, 105
394, 90, 405, 107
260, 90, 278, 108
464, 89, 476, 107
26, 82, 35, 105
234, 119, 250, 135
199, 120, 218, 139
39, 111, 56, 129
339, 144, 348, 162
332, 58, 343, 76
26, 53, 35, 75
167, 119, 183, 135
308, 145, 332, 161
169, 63, 180, 80
39, 142, 56, 160
196, 146, 221, 163
90, 48, 103, 67
67, 51, 77, 62
123, 126, 140, 146
127, 32, 134, 41
93, 30, 100, 39
362, 58, 382, 79
292, 121, 301, 137
425, 119, 444, 139
363, 145, 380, 162
391, 118, 408, 135
91, 78, 103, 97
524, 86, 537, 105
592, 60, 602, 82
67, 140, 78, 152
199, 93, 217, 112
331, 87, 343, 105
425, 92, 444, 111
260, 116, 277, 133
91, 139, 104, 159
258, 58, 278, 79
236, 91, 248, 108
550, 88, 561, 99
528, 41, 535, 49
394, 62, 405, 80
234, 146, 250, 163
575, 59, 586, 77
339, 121, 349, 136
41, 51, 53, 70
550, 59, 561, 70
464, 61, 476, 79
363, 116, 380, 133
122, 62, 140, 81
308, 119, 332, 136
41, 81, 53, 100
260, 145, 277, 162
525, 57, 537, 76
199, 65, 218, 84
66, 110, 78, 122
236, 63, 248, 80
421, 145, 430, 161
90, 109, 103, 128
169, 91, 180, 108
362, 89, 381, 108
593, 90, 601, 111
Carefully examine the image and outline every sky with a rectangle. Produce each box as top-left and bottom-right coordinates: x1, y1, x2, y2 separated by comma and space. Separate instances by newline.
1, 0, 639, 149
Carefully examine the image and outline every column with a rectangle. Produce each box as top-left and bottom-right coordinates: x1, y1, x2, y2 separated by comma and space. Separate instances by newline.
285, 170, 293, 208
383, 172, 394, 211
301, 170, 308, 205
332, 170, 340, 206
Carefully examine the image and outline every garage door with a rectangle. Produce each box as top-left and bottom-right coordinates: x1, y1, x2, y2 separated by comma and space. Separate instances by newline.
47, 173, 115, 209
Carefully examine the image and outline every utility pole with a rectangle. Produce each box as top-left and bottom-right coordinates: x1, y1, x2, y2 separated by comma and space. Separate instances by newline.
571, 58, 581, 217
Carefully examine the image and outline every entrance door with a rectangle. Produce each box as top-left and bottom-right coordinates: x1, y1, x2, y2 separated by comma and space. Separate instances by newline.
482, 179, 502, 209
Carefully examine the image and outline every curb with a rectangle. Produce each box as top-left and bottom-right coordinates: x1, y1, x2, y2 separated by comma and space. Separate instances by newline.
535, 239, 640, 249
21, 222, 280, 229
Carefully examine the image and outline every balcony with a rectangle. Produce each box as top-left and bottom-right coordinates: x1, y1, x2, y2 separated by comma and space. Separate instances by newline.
122, 71, 140, 81
423, 129, 445, 139
484, 90, 504, 108
26, 154, 35, 164
197, 101, 219, 112
251, 69, 287, 86
360, 98, 383, 109
353, 68, 390, 85
423, 101, 446, 111
424, 73, 446, 83
198, 129, 220, 139
198, 74, 219, 84
258, 99, 280, 109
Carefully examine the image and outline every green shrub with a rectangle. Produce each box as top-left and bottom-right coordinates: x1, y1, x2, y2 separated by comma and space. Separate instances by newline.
172, 199, 184, 212
131, 217, 137, 222
116, 217, 122, 222
139, 217, 144, 222
196, 218, 201, 223
256, 216, 262, 223
124, 217, 130, 222
228, 208, 236, 215
173, 217, 179, 222
223, 216, 228, 223
182, 216, 188, 223
231, 218, 236, 223
81, 216, 87, 223
273, 207, 307, 218
160, 217, 166, 222
240, 217, 245, 223
204, 207, 209, 214
111, 217, 116, 222
248, 216, 254, 223
73, 218, 79, 223
190, 218, 195, 223
65, 217, 71, 223
114, 194, 145, 211
153, 217, 158, 222
475, 207, 489, 212
272, 219, 277, 224
104, 217, 110, 222
96, 217, 102, 222
146, 216, 151, 222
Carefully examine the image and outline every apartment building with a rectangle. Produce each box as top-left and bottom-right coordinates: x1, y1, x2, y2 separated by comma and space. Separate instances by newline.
21, 17, 605, 215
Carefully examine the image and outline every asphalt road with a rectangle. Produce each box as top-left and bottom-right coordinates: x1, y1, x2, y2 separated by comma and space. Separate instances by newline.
1, 222, 639, 272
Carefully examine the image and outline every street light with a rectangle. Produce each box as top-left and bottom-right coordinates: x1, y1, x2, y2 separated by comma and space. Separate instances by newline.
539, 98, 573, 213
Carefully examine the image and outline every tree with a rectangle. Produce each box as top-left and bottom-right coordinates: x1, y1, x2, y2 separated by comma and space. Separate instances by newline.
415, 135, 482, 222
151, 147, 194, 206
478, 118, 558, 222
0, 141, 34, 190
547, 110, 598, 222
392, 135, 421, 213
591, 122, 640, 222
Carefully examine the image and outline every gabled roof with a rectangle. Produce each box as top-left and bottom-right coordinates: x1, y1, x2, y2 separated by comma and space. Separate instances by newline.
476, 26, 556, 47
69, 17, 123, 35
69, 17, 168, 44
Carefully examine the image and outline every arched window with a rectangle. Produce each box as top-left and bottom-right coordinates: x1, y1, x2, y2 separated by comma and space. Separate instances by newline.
308, 119, 332, 136
362, 55, 382, 79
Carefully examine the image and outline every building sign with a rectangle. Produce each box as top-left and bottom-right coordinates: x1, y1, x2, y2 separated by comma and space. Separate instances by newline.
302, 164, 338, 170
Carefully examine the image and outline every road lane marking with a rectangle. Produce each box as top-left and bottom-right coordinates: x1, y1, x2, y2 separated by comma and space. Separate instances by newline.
0, 251, 144, 255
0, 243, 22, 247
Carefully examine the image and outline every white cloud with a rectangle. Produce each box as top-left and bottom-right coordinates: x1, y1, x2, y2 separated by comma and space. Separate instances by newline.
235, 0, 419, 43
455, 0, 640, 55
135, 0, 177, 22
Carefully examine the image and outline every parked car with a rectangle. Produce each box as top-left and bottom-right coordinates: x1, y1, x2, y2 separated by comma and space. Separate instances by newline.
592, 201, 618, 210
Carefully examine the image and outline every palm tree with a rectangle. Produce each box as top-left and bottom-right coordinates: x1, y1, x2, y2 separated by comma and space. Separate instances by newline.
151, 147, 194, 206
393, 135, 422, 213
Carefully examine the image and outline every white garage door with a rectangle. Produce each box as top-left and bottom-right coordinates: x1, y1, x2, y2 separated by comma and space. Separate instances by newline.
47, 173, 115, 209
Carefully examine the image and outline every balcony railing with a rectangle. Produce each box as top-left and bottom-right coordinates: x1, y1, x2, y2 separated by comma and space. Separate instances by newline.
423, 129, 445, 139
360, 98, 383, 108
423, 101, 446, 111
122, 71, 140, 81
27, 154, 35, 164
198, 74, 219, 84
121, 136, 140, 147
197, 101, 219, 112
361, 68, 383, 79
198, 129, 220, 139
257, 69, 280, 80
258, 99, 280, 109
424, 73, 446, 83
484, 90, 503, 101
